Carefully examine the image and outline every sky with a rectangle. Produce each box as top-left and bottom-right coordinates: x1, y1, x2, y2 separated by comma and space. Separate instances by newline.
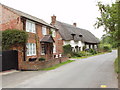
0, 0, 116, 39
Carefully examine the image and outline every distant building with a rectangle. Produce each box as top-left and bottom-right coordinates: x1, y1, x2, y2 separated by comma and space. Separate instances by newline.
51, 15, 100, 52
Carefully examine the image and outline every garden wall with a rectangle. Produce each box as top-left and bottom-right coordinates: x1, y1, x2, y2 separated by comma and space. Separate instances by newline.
19, 56, 68, 70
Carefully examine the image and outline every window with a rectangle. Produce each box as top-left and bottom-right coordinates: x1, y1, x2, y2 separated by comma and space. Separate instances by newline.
26, 43, 36, 56
26, 20, 36, 33
41, 44, 45, 55
42, 26, 47, 35
53, 44, 56, 53
51, 28, 56, 37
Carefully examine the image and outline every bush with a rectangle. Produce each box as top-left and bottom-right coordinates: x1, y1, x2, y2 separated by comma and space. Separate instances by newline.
103, 45, 112, 52
39, 57, 45, 61
2, 29, 28, 50
78, 51, 87, 56
82, 46, 86, 51
63, 44, 72, 55
98, 44, 112, 52
71, 52, 80, 57
89, 49, 98, 55
114, 58, 119, 73
71, 51, 91, 57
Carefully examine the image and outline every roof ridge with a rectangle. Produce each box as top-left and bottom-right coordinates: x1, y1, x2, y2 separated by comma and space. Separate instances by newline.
57, 20, 89, 31
2, 4, 55, 28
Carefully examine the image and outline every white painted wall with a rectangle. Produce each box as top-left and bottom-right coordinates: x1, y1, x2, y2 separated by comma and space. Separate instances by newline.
63, 40, 85, 51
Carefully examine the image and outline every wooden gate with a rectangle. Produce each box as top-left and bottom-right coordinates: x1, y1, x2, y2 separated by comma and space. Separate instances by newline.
2, 50, 18, 71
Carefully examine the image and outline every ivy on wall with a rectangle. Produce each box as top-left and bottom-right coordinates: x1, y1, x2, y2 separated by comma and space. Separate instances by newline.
2, 29, 28, 50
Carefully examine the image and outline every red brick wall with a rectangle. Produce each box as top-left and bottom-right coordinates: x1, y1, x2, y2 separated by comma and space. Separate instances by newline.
20, 56, 69, 70
1, 5, 23, 31
53, 30, 63, 56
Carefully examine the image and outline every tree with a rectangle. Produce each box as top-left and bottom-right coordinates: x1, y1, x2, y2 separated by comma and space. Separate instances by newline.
94, 1, 119, 45
95, 1, 120, 76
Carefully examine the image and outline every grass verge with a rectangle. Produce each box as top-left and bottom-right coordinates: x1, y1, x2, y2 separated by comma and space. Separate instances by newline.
41, 60, 75, 71
71, 52, 108, 59
114, 58, 119, 73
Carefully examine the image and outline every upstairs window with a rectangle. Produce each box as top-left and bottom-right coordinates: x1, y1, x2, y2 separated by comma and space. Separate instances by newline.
42, 26, 47, 35
26, 20, 36, 33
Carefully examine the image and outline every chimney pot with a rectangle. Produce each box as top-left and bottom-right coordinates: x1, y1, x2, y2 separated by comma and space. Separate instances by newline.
73, 23, 77, 27
51, 15, 56, 25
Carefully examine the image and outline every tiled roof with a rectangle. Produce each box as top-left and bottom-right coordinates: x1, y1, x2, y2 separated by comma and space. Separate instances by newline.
40, 35, 55, 43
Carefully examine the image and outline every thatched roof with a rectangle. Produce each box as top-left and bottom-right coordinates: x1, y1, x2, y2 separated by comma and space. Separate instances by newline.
54, 21, 100, 44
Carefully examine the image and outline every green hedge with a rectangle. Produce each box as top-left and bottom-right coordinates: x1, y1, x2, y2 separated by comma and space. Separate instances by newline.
114, 58, 120, 73
99, 44, 112, 52
63, 44, 72, 55
2, 29, 28, 50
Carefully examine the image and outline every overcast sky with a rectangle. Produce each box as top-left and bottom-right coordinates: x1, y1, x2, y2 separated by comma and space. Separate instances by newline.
1, 0, 116, 39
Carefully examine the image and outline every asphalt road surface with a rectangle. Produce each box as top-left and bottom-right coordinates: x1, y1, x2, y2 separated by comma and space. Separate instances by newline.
2, 50, 118, 88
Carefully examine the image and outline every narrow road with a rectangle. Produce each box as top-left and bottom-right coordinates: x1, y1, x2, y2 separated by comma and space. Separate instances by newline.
2, 50, 118, 88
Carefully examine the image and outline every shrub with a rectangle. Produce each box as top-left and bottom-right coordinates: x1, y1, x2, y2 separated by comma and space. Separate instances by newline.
71, 51, 90, 57
73, 52, 81, 57
63, 44, 72, 55
103, 45, 112, 52
2, 29, 28, 50
98, 44, 112, 52
78, 51, 87, 56
89, 49, 98, 55
39, 57, 45, 61
82, 46, 86, 51
114, 58, 119, 73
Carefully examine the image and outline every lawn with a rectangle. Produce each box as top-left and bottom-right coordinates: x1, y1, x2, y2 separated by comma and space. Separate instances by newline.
41, 60, 75, 70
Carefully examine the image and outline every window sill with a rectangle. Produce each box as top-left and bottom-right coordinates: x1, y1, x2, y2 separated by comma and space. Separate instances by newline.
27, 54, 36, 56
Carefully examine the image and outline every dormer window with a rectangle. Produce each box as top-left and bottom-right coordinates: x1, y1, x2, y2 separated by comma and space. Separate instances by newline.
79, 35, 83, 37
71, 34, 76, 40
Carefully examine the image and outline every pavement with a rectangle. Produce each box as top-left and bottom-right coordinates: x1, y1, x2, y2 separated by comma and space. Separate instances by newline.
2, 50, 118, 88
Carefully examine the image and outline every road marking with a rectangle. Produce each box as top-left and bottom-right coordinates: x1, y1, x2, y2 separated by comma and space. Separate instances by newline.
100, 85, 107, 88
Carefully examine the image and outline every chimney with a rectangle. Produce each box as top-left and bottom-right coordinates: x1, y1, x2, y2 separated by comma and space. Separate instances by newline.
73, 23, 77, 27
51, 15, 56, 25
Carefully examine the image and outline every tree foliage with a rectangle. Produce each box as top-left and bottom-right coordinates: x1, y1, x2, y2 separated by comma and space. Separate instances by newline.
95, 2, 119, 46
2, 29, 28, 50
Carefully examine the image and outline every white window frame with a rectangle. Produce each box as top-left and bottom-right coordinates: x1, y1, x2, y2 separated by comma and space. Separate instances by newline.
53, 44, 56, 53
26, 43, 36, 56
26, 20, 36, 33
42, 26, 47, 35
41, 44, 45, 55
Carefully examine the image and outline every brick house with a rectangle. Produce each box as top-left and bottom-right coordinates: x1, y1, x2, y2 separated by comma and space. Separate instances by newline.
51, 15, 100, 52
1, 4, 66, 70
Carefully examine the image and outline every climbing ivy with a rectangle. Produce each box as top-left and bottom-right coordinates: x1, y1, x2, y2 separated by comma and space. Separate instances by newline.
2, 29, 28, 50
